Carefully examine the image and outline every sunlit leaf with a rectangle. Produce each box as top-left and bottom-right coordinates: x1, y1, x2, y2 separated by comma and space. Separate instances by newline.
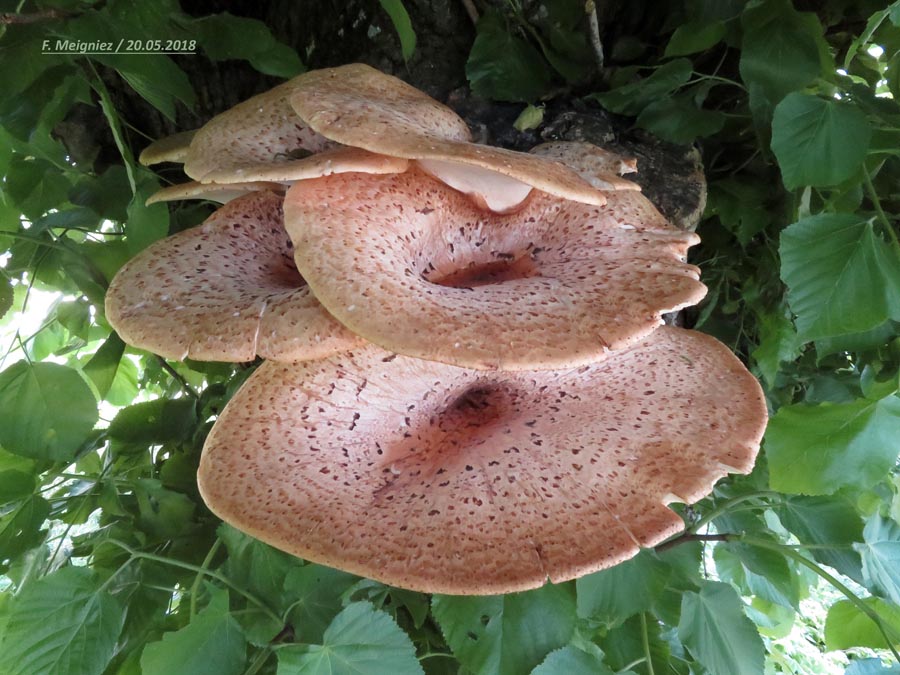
433, 584, 576, 675
276, 602, 423, 675
0, 567, 125, 675
678, 581, 765, 675
0, 361, 98, 461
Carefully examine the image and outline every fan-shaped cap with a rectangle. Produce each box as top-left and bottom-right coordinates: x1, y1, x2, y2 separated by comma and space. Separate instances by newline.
182, 78, 337, 182
106, 191, 362, 362
139, 130, 197, 166
146, 181, 285, 205
284, 169, 706, 370
289, 64, 638, 211
198, 327, 767, 595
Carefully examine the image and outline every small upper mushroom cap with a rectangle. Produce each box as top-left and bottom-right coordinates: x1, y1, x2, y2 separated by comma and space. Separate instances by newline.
139, 130, 197, 166
284, 169, 706, 370
289, 64, 638, 211
106, 191, 362, 362
197, 326, 767, 595
146, 180, 285, 206
182, 78, 336, 182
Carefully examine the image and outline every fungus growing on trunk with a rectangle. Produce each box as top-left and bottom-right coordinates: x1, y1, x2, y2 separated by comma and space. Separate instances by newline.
106, 191, 361, 362
197, 327, 766, 595
283, 168, 705, 370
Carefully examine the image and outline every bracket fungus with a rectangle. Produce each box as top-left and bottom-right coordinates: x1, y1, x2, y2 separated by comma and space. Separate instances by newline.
284, 168, 706, 370
106, 191, 361, 362
115, 63, 768, 595
198, 328, 766, 595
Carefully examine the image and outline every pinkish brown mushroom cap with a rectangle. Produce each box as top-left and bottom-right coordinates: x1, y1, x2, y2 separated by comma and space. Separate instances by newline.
284, 169, 706, 370
106, 191, 362, 362
146, 180, 285, 206
139, 130, 197, 166
197, 327, 767, 595
289, 64, 638, 211
530, 141, 639, 189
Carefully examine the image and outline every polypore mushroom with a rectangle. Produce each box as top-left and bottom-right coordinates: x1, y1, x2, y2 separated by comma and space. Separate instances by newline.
530, 141, 638, 188
145, 180, 285, 205
289, 64, 639, 212
138, 129, 197, 165
197, 327, 767, 595
106, 190, 362, 362
283, 168, 706, 370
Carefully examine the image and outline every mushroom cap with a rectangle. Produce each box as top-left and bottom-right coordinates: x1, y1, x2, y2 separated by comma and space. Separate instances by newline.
106, 191, 362, 362
139, 130, 197, 166
284, 169, 706, 370
530, 141, 639, 189
206, 146, 410, 184
182, 78, 337, 182
197, 326, 767, 595
289, 64, 638, 210
146, 181, 285, 206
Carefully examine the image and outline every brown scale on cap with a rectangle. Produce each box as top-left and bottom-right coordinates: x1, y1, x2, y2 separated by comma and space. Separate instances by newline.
197, 327, 767, 595
289, 64, 639, 212
284, 169, 706, 371
106, 191, 363, 362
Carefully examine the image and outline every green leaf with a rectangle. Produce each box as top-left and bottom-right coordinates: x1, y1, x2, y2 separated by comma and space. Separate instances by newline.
141, 588, 246, 675
665, 19, 725, 57
283, 564, 358, 643
714, 540, 799, 608
857, 515, 900, 605
766, 394, 900, 495
379, 0, 417, 62
276, 602, 423, 675
218, 524, 299, 610
531, 644, 614, 675
0, 567, 125, 675
108, 397, 197, 445
636, 93, 726, 144
592, 59, 693, 116
466, 11, 553, 102
433, 584, 576, 675
739, 0, 822, 104
576, 550, 671, 626
825, 597, 900, 650
190, 13, 305, 78
0, 278, 12, 323
678, 581, 765, 675
780, 214, 900, 341
771, 94, 871, 189
83, 333, 126, 399
126, 176, 170, 254
0, 361, 98, 461
133, 478, 196, 540
0, 495, 50, 568
776, 496, 864, 582
0, 470, 34, 504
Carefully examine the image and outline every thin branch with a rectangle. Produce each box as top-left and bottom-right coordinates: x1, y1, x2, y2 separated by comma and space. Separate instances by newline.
459, 0, 479, 26
640, 613, 656, 675
0, 9, 71, 24
156, 356, 199, 399
585, 0, 604, 72
655, 533, 731, 552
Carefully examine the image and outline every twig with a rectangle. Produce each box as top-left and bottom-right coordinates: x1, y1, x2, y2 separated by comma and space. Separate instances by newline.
156, 355, 199, 399
585, 0, 604, 72
460, 0, 479, 25
0, 9, 71, 24
655, 532, 731, 552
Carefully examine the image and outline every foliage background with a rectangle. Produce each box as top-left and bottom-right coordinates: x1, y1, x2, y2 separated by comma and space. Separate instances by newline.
2, 0, 900, 673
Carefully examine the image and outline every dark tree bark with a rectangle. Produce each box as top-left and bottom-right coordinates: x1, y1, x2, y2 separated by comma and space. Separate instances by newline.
60, 0, 705, 233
